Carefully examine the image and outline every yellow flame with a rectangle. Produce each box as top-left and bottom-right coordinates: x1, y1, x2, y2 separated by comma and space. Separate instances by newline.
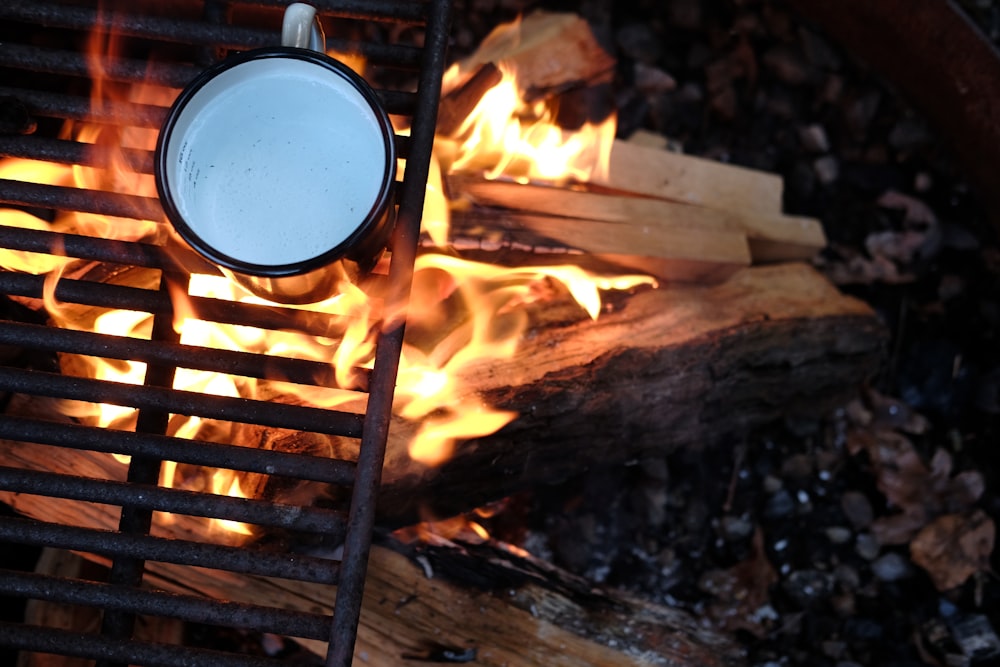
442, 64, 615, 185
0, 5, 656, 538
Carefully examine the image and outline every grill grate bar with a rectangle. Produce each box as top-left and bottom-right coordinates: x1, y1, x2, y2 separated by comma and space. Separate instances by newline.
0, 124, 413, 171
0, 468, 348, 535
0, 270, 386, 340
0, 225, 213, 270
0, 135, 155, 172
0, 178, 164, 220
233, 0, 429, 24
0, 86, 168, 128
0, 44, 200, 89
0, 0, 453, 660
0, 417, 358, 486
0, 622, 304, 667
0, 320, 371, 390
0, 518, 342, 584
0, 367, 366, 438
1, 570, 332, 641
326, 0, 453, 662
0, 3, 424, 68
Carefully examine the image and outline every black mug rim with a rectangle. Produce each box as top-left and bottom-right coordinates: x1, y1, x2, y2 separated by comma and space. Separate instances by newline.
154, 46, 396, 279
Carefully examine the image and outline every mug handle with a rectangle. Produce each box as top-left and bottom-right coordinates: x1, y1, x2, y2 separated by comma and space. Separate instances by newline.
282, 3, 326, 52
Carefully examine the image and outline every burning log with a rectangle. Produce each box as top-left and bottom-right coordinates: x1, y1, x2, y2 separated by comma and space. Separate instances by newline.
373, 262, 884, 524
446, 11, 616, 97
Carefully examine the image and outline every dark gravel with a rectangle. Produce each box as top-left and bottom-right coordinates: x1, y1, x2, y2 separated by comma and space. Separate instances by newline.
453, 0, 1000, 665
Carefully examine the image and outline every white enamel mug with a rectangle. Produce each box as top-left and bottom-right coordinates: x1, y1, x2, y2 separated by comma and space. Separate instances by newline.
155, 3, 396, 304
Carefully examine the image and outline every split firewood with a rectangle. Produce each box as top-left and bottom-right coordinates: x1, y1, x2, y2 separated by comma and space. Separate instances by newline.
0, 431, 743, 666
599, 139, 786, 216
436, 63, 503, 136
446, 174, 751, 282
593, 139, 826, 262
445, 11, 616, 97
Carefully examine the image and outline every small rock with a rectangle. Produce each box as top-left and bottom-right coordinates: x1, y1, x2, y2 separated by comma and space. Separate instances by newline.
634, 62, 676, 94
855, 532, 880, 560
781, 453, 814, 479
914, 171, 933, 192
841, 490, 874, 530
865, 229, 927, 264
831, 592, 856, 618
783, 569, 835, 607
764, 489, 795, 518
834, 563, 861, 589
938, 274, 965, 302
813, 155, 839, 185
719, 515, 754, 542
820, 74, 845, 104
821, 640, 848, 660
871, 552, 913, 581
844, 89, 882, 138
844, 617, 884, 641
949, 613, 1000, 661
762, 45, 812, 85
798, 123, 830, 153
763, 474, 784, 494
825, 526, 853, 545
616, 23, 662, 64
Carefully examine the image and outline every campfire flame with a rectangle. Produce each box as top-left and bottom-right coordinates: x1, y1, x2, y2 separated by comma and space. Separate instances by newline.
0, 7, 652, 539
442, 62, 615, 185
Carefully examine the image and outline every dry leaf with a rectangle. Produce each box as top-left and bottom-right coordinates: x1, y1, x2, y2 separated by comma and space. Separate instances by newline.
867, 430, 930, 512
910, 511, 995, 591
700, 528, 778, 637
872, 508, 928, 546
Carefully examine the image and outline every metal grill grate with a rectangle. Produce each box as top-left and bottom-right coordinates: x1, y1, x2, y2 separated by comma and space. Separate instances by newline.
0, 0, 451, 664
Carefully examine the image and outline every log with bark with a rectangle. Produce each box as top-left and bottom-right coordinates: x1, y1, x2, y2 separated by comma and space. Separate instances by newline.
375, 262, 885, 524
0, 428, 744, 666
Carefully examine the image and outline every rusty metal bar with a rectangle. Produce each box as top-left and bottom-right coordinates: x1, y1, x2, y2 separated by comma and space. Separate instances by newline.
0, 518, 342, 584
0, 467, 347, 535
0, 366, 365, 438
0, 416, 358, 486
0, 570, 332, 641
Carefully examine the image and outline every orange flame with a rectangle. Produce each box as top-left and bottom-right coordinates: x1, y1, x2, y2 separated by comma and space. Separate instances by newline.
439, 61, 616, 185
0, 5, 653, 539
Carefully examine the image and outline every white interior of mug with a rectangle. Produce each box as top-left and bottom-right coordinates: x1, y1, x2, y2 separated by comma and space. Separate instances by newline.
163, 57, 390, 268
